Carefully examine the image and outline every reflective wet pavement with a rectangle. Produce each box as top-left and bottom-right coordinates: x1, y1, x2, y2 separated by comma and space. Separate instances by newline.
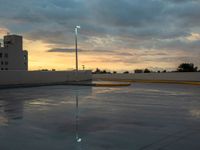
0, 83, 200, 150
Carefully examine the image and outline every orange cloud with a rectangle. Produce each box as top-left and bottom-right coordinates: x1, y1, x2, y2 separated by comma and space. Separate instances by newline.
0, 27, 9, 36
186, 33, 200, 41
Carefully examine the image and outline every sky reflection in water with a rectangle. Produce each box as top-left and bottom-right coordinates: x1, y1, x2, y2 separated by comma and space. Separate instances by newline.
0, 84, 200, 150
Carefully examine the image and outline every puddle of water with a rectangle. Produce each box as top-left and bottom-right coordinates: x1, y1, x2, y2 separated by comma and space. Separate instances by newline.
0, 84, 200, 150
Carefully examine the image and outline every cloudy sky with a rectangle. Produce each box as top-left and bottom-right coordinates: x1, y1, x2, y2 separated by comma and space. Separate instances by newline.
0, 0, 200, 71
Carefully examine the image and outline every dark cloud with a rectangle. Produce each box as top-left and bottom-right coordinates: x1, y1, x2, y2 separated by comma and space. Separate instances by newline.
25, 29, 74, 45
87, 0, 165, 27
47, 48, 79, 53
47, 48, 130, 55
156, 39, 200, 52
0, 0, 198, 40
166, 0, 200, 3
0, 0, 196, 39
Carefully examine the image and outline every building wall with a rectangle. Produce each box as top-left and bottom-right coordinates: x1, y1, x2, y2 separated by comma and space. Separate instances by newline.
4, 35, 23, 50
0, 70, 92, 86
93, 72, 200, 82
0, 35, 28, 71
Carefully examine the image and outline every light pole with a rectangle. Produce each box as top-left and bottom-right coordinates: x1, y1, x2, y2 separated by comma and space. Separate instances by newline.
82, 65, 85, 70
75, 26, 81, 71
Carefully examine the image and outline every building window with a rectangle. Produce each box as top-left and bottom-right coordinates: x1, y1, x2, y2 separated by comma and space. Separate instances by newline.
5, 68, 8, 70
1, 61, 3, 65
5, 61, 8, 65
1, 68, 3, 70
4, 53, 8, 58
0, 53, 2, 58
24, 55, 27, 60
5, 40, 12, 44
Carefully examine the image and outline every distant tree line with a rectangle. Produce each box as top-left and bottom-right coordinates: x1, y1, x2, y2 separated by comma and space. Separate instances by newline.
134, 63, 199, 73
93, 63, 199, 74
93, 68, 111, 74
177, 63, 198, 72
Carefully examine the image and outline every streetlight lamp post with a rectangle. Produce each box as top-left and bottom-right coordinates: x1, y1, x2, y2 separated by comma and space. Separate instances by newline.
75, 26, 81, 71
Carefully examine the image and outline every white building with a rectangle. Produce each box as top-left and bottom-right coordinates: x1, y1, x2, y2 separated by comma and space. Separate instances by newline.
0, 34, 28, 71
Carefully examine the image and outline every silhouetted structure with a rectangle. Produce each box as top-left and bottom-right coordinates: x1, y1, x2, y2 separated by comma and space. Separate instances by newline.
134, 69, 143, 73
0, 34, 28, 71
93, 68, 111, 74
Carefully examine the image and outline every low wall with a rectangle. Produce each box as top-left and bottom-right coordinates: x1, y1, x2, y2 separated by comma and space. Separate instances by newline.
0, 70, 92, 86
93, 72, 200, 82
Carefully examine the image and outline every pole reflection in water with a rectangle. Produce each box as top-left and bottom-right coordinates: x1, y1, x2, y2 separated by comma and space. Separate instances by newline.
75, 92, 82, 150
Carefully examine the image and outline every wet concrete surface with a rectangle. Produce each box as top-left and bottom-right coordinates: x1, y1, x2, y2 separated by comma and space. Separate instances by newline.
0, 83, 200, 150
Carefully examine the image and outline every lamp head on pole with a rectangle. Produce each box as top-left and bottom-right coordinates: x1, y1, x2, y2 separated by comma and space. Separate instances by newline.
75, 26, 81, 35
76, 26, 81, 29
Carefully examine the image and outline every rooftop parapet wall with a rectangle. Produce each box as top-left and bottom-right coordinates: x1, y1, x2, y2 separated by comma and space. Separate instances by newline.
93, 72, 200, 82
0, 70, 92, 86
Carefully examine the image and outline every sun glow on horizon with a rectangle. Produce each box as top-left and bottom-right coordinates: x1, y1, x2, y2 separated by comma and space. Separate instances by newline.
23, 38, 180, 71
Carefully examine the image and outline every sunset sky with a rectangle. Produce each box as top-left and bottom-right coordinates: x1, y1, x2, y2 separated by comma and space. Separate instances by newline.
0, 0, 200, 72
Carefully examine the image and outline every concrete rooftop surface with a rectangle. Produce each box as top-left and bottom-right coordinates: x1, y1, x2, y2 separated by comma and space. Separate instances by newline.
0, 83, 200, 150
